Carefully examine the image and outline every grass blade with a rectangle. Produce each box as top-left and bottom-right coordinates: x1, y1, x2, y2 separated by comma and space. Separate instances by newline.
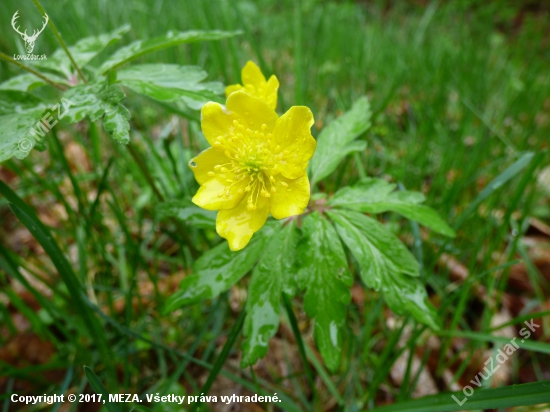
368, 380, 550, 411
190, 306, 246, 412
0, 181, 116, 387
436, 330, 550, 355
84, 366, 121, 412
283, 292, 318, 407
456, 152, 534, 227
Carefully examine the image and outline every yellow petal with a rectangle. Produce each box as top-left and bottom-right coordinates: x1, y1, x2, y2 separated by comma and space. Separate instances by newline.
272, 106, 316, 179
225, 84, 244, 98
226, 91, 278, 133
241, 61, 266, 86
188, 147, 230, 185
201, 101, 241, 148
216, 195, 269, 251
265, 75, 279, 110
192, 177, 245, 211
270, 174, 310, 219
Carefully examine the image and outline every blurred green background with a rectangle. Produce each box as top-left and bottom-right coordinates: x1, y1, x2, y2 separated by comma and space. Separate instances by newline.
1, 0, 549, 410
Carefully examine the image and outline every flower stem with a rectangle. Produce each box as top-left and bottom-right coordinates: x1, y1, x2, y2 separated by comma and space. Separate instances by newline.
31, 0, 87, 83
0, 51, 66, 91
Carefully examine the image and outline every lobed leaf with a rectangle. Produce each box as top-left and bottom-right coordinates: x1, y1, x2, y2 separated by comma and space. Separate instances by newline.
63, 83, 131, 144
0, 73, 69, 92
103, 104, 131, 144
99, 30, 241, 74
162, 224, 277, 314
118, 64, 223, 110
0, 90, 47, 163
329, 177, 456, 237
328, 209, 440, 330
310, 96, 372, 185
241, 223, 300, 367
297, 212, 353, 372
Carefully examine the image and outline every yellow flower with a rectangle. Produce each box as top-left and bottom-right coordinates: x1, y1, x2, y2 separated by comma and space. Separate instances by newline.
189, 91, 316, 251
225, 61, 279, 110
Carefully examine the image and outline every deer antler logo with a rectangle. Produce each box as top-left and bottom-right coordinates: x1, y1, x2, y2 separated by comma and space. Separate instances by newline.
11, 10, 49, 54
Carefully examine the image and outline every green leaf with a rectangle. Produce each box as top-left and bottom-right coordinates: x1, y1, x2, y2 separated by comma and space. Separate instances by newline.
297, 212, 353, 372
32, 25, 130, 77
241, 223, 299, 367
84, 366, 121, 412
383, 271, 440, 329
162, 224, 278, 314
103, 104, 131, 144
99, 30, 241, 74
310, 96, 372, 185
0, 73, 69, 92
99, 84, 126, 104
155, 200, 216, 229
368, 379, 550, 412
63, 83, 105, 123
0, 90, 46, 163
328, 209, 419, 284
328, 177, 456, 237
328, 209, 440, 330
63, 83, 110, 123
118, 64, 223, 110
63, 83, 131, 144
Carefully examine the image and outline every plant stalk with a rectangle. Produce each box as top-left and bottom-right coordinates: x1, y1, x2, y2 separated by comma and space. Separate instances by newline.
0, 52, 66, 91
31, 0, 87, 83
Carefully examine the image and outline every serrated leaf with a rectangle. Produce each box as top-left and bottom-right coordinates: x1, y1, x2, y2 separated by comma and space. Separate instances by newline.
328, 209, 440, 330
63, 83, 131, 144
63, 83, 109, 123
99, 84, 126, 104
241, 223, 299, 367
328, 209, 419, 283
103, 104, 130, 144
162, 224, 277, 314
310, 96, 372, 185
32, 25, 130, 77
118, 64, 223, 109
99, 30, 241, 74
0, 90, 46, 163
328, 177, 456, 237
155, 200, 216, 229
297, 212, 352, 372
0, 73, 69, 92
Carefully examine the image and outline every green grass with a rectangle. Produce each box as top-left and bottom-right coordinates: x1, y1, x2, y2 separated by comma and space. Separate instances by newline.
1, 0, 549, 410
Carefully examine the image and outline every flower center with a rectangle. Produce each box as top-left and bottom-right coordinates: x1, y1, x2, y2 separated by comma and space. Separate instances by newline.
209, 119, 288, 211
